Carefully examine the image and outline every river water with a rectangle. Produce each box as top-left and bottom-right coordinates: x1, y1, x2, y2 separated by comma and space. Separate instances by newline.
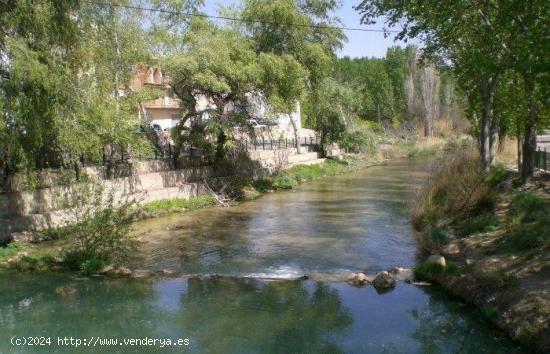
0, 159, 525, 353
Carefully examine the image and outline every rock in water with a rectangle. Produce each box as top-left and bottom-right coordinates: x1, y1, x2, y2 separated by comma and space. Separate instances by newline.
426, 255, 446, 267
346, 272, 371, 286
373, 271, 396, 289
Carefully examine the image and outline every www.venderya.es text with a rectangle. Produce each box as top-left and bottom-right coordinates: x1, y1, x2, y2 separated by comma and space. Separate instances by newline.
10, 336, 190, 348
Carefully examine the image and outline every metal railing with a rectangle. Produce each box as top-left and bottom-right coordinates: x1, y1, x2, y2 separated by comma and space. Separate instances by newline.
240, 136, 320, 151
535, 148, 549, 173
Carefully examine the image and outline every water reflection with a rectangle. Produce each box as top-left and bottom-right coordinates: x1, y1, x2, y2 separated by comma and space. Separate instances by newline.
0, 274, 524, 353
133, 160, 431, 277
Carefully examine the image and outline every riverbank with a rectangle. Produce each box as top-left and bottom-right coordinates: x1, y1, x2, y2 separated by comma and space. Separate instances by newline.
412, 149, 549, 352
0, 136, 449, 275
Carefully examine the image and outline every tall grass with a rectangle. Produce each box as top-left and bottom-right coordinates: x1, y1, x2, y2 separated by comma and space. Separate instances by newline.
412, 149, 497, 250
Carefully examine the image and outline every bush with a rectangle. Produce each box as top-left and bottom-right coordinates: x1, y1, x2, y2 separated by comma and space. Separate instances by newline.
460, 214, 499, 236
412, 150, 497, 240
498, 192, 550, 252
508, 192, 546, 223
484, 165, 508, 187
0, 241, 21, 259
339, 129, 377, 155
42, 180, 138, 273
59, 204, 137, 272
414, 260, 445, 280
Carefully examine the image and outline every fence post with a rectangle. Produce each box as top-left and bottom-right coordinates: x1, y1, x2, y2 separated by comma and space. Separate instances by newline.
285, 138, 288, 148
545, 148, 548, 173
168, 144, 172, 160
262, 138, 265, 150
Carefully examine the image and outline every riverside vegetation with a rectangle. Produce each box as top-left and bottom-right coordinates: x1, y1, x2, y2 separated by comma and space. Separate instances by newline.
411, 146, 549, 352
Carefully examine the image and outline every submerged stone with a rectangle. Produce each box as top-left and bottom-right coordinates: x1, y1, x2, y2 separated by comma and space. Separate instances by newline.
346, 272, 371, 286
373, 271, 396, 289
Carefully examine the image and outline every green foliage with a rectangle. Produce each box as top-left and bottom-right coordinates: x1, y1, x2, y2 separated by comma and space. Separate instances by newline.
484, 165, 508, 187
461, 214, 499, 236
412, 150, 497, 233
252, 159, 356, 192
143, 195, 217, 214
0, 242, 21, 259
407, 146, 440, 159
498, 192, 550, 252
414, 260, 444, 280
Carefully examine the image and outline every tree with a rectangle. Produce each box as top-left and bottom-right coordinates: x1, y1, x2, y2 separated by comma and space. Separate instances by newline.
356, 1, 507, 171
356, 0, 549, 179
419, 65, 440, 137
241, 0, 346, 152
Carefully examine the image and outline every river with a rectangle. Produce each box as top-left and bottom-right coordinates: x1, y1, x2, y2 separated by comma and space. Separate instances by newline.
0, 159, 526, 353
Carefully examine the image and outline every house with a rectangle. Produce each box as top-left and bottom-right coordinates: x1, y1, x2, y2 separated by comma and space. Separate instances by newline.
129, 65, 304, 138
129, 64, 183, 130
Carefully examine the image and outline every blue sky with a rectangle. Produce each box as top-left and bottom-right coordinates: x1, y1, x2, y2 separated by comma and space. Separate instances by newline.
203, 1, 419, 58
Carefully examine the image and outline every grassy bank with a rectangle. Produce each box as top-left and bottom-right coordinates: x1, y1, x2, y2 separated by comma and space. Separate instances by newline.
412, 148, 549, 352
252, 157, 364, 193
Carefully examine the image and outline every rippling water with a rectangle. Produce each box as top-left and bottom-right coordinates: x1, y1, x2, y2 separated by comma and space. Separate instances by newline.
133, 159, 429, 277
0, 159, 526, 353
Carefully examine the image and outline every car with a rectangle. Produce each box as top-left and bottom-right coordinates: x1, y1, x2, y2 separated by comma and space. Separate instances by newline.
151, 124, 162, 132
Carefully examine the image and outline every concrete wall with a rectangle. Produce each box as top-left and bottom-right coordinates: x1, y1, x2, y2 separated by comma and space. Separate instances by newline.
0, 163, 214, 242
0, 147, 335, 243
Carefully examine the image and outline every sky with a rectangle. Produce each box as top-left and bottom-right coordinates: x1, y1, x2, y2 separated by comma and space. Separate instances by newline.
203, 1, 420, 59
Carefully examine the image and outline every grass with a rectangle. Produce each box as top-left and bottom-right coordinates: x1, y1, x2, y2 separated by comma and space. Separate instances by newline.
414, 260, 445, 280
252, 159, 357, 192
142, 195, 217, 214
407, 145, 440, 159
497, 192, 550, 253
0, 242, 21, 259
411, 149, 498, 250
460, 214, 499, 236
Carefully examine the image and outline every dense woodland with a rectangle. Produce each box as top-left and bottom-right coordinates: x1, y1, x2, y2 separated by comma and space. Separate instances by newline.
0, 0, 548, 183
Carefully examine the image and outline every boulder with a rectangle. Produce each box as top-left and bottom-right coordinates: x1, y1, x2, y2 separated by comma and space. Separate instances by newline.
346, 272, 371, 286
372, 271, 396, 289
389, 267, 413, 282
114, 266, 132, 276
426, 255, 446, 267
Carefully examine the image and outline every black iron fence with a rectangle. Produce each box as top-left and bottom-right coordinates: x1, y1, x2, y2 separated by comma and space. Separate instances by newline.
240, 136, 320, 151
535, 147, 549, 173
76, 135, 320, 168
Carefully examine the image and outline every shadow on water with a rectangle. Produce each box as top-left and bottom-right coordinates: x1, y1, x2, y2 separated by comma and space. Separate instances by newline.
0, 159, 527, 353
0, 273, 525, 353
132, 159, 433, 277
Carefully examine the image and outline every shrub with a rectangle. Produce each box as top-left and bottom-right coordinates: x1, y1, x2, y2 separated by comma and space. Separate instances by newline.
42, 180, 138, 273
484, 165, 508, 187
59, 204, 137, 272
460, 214, 499, 236
411, 149, 497, 249
271, 174, 298, 189
508, 192, 546, 223
498, 192, 550, 253
414, 260, 445, 280
339, 129, 377, 155
0, 241, 21, 259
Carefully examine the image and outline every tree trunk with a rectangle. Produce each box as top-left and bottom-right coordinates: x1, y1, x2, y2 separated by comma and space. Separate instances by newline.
479, 76, 498, 171
289, 101, 302, 154
488, 114, 499, 166
521, 73, 537, 183
516, 126, 522, 172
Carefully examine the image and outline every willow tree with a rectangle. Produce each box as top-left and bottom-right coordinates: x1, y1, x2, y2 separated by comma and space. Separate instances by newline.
241, 0, 346, 152
164, 18, 307, 162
